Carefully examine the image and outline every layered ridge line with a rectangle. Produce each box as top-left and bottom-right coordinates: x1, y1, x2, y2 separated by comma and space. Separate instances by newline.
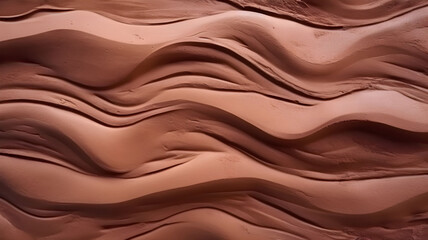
0, 0, 427, 28
1, 9, 427, 97
1, 1, 428, 240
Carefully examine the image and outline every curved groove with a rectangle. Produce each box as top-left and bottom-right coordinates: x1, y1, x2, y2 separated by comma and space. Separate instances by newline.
1, 1, 428, 239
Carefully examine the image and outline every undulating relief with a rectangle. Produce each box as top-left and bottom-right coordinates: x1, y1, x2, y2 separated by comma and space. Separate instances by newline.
1, 1, 428, 239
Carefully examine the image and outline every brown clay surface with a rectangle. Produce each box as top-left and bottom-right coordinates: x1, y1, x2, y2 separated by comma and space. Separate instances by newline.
1, 1, 428, 239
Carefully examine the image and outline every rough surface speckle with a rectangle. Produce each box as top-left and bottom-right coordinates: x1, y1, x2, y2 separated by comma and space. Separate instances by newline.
1, 1, 428, 239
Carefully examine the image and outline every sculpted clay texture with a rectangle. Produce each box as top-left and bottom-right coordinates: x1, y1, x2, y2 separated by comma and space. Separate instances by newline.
1, 0, 428, 239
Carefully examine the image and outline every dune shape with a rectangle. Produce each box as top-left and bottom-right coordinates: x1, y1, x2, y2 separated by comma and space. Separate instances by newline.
1, 1, 428, 239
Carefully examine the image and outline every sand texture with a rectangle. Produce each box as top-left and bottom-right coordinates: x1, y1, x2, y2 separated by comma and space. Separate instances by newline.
1, 0, 428, 239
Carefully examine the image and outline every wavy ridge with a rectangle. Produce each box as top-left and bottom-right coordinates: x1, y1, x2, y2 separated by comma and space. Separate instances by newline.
1, 1, 428, 240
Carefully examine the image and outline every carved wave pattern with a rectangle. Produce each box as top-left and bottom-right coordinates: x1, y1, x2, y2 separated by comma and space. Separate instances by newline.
1, 1, 428, 239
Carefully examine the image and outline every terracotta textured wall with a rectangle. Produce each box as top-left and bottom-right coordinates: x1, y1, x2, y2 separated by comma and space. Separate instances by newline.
1, 1, 428, 239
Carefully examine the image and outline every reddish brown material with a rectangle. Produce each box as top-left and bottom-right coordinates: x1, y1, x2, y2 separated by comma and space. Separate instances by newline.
1, 1, 428, 239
